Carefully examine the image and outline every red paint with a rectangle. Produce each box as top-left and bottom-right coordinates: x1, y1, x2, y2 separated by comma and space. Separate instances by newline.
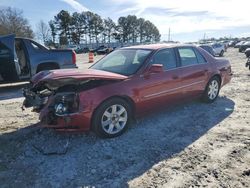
37, 44, 232, 131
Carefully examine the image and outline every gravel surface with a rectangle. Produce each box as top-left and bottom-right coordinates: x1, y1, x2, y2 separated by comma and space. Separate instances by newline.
0, 48, 249, 187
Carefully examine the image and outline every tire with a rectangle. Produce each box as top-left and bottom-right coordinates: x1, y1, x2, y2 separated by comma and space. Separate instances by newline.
202, 77, 221, 103
92, 98, 132, 138
219, 50, 224, 57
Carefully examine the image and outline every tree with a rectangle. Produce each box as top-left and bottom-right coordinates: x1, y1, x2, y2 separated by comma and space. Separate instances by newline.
0, 7, 34, 38
92, 13, 103, 44
49, 20, 57, 44
103, 18, 116, 44
137, 18, 145, 43
54, 10, 71, 44
36, 20, 50, 44
118, 16, 128, 43
50, 10, 161, 45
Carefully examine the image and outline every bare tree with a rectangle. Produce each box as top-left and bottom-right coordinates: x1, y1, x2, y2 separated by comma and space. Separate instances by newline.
0, 7, 34, 38
36, 20, 50, 44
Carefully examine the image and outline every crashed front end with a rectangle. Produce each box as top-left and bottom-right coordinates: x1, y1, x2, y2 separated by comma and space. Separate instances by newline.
23, 80, 92, 131
22, 69, 128, 131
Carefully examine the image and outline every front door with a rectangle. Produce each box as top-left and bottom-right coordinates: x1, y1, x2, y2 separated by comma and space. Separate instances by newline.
0, 34, 20, 81
136, 48, 183, 113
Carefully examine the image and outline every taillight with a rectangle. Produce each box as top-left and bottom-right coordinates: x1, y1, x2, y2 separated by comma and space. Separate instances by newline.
72, 51, 76, 64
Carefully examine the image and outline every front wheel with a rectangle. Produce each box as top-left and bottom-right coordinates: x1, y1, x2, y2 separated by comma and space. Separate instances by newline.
202, 77, 220, 103
92, 98, 132, 138
219, 50, 224, 57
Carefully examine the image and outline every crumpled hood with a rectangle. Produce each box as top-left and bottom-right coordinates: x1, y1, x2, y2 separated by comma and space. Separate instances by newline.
31, 68, 128, 90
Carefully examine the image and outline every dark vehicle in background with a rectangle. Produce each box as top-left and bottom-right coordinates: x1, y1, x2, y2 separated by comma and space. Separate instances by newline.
23, 44, 232, 138
0, 34, 77, 82
91, 45, 113, 55
199, 45, 215, 56
239, 41, 250, 52
228, 40, 238, 47
75, 47, 89, 54
234, 41, 246, 48
245, 48, 250, 57
246, 58, 250, 70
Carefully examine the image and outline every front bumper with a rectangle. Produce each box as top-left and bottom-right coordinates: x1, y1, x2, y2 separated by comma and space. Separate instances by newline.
39, 108, 92, 131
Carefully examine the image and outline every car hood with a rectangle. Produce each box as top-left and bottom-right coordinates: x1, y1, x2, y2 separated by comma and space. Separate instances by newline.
31, 68, 128, 90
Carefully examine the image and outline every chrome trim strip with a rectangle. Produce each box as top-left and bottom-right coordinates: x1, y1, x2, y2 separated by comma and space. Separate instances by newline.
144, 80, 205, 98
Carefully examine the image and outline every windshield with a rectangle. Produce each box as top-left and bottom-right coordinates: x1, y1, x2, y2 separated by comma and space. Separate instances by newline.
90, 49, 152, 76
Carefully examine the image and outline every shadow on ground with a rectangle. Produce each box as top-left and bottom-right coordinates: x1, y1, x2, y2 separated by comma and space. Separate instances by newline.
0, 96, 235, 187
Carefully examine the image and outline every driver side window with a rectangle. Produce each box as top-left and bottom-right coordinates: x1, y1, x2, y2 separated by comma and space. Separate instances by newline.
151, 48, 177, 70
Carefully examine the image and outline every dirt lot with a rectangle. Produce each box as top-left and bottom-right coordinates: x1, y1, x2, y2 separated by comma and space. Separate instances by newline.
0, 48, 249, 187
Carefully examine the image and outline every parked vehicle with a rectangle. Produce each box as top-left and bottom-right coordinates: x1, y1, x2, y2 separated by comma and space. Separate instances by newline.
0, 34, 77, 82
239, 41, 250, 52
245, 48, 250, 57
211, 43, 225, 56
228, 40, 238, 47
234, 41, 246, 48
246, 58, 250, 70
23, 44, 232, 138
199, 45, 215, 56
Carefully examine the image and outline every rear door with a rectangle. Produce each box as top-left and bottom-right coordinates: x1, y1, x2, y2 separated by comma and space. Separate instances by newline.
0, 35, 20, 81
177, 47, 210, 98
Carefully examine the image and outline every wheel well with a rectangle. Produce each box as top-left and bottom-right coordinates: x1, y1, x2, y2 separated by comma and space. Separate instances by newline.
91, 95, 136, 129
212, 74, 222, 85
36, 63, 59, 73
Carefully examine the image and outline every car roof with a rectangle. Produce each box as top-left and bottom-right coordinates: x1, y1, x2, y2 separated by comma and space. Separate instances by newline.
122, 43, 195, 50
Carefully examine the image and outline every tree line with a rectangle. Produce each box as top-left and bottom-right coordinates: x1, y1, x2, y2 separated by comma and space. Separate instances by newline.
0, 7, 161, 46
0, 7, 34, 38
48, 10, 161, 46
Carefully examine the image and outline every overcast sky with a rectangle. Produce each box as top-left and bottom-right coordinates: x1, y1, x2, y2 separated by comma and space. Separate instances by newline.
1, 0, 250, 42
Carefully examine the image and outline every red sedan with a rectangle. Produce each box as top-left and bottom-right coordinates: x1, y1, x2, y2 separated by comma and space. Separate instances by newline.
23, 44, 232, 138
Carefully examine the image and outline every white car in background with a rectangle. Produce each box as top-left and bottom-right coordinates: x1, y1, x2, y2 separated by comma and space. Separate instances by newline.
211, 43, 225, 57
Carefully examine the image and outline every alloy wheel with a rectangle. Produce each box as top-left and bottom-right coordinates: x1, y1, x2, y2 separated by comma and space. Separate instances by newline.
101, 104, 128, 135
208, 80, 219, 100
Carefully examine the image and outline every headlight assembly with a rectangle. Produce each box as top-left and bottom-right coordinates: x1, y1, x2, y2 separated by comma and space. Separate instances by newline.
54, 93, 79, 116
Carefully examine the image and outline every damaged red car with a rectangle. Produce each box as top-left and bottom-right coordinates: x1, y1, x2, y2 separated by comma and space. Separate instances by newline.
23, 44, 232, 138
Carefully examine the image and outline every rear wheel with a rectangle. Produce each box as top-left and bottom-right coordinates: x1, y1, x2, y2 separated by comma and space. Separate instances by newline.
92, 98, 132, 138
202, 77, 220, 103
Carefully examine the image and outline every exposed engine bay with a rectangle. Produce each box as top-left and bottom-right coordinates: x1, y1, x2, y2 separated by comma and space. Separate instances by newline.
22, 79, 117, 122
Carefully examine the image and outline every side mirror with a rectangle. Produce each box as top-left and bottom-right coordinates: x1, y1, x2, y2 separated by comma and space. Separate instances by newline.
147, 64, 164, 74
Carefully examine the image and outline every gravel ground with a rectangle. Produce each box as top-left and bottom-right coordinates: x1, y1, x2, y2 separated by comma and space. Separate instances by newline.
0, 48, 249, 188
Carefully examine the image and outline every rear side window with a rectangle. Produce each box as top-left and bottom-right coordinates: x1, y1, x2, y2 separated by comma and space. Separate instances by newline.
194, 48, 207, 64
178, 48, 198, 66
152, 48, 177, 70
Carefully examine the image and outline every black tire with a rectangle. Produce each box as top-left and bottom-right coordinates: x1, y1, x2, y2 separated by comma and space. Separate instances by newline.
202, 77, 221, 103
219, 50, 224, 57
92, 98, 132, 138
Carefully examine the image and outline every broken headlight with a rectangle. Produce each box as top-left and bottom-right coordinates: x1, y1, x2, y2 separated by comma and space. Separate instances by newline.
54, 93, 79, 116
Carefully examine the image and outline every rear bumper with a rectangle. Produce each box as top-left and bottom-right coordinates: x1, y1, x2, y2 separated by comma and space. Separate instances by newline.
222, 72, 233, 87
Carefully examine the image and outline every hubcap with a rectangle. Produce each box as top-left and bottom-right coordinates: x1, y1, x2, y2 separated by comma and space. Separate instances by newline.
101, 104, 128, 134
208, 80, 219, 100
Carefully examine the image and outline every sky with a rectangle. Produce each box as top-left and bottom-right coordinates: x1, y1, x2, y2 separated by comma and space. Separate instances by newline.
0, 0, 250, 42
